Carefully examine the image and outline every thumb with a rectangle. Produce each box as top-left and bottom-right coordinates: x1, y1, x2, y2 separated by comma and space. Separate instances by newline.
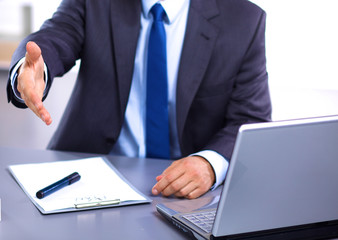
25, 41, 42, 65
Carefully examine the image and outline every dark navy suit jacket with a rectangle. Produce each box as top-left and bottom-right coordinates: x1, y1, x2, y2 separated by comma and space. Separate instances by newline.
7, 0, 272, 160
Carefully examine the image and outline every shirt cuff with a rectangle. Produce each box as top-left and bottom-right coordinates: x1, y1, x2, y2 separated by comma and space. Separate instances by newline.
10, 57, 49, 103
191, 150, 229, 191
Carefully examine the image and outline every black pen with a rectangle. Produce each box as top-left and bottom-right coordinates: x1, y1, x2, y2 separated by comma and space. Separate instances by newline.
36, 172, 81, 199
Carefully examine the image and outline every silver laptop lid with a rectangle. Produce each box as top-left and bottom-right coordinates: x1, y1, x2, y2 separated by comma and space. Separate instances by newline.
213, 115, 338, 237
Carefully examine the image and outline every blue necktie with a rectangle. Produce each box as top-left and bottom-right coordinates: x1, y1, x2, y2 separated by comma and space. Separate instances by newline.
146, 4, 170, 159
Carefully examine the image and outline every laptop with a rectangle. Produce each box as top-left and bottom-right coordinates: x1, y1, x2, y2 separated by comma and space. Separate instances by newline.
157, 115, 338, 239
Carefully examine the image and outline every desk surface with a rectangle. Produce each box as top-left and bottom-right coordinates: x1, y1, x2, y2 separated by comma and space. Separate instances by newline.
0, 147, 220, 240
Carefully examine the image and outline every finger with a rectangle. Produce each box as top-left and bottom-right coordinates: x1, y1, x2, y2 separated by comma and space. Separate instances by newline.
173, 181, 198, 199
167, 172, 211, 199
23, 92, 52, 125
35, 102, 52, 125
33, 101, 52, 125
184, 187, 206, 199
152, 166, 184, 196
19, 83, 51, 123
162, 174, 194, 197
155, 175, 163, 182
25, 41, 42, 65
20, 83, 52, 125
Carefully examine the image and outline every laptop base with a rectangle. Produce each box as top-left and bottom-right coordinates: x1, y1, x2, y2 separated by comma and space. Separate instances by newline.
211, 220, 338, 240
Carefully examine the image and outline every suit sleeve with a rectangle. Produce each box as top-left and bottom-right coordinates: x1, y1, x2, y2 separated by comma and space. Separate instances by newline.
203, 11, 272, 160
7, 0, 86, 107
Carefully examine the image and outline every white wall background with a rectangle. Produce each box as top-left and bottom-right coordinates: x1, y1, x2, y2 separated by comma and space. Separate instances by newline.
252, 0, 338, 90
251, 0, 338, 120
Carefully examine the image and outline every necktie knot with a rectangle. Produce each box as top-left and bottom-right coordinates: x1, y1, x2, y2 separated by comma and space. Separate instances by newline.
151, 3, 166, 22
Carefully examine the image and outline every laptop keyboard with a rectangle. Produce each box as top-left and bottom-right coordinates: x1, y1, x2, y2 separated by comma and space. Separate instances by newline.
182, 209, 216, 233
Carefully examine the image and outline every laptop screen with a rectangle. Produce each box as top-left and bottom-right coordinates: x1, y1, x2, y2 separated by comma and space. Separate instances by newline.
213, 116, 338, 237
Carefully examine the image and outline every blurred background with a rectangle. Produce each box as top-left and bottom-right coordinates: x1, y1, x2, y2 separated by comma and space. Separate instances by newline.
0, 0, 338, 150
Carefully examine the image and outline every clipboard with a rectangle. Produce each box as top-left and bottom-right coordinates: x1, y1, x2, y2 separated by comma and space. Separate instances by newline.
8, 157, 152, 214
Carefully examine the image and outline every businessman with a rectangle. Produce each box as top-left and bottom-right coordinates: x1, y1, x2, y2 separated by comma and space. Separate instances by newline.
7, 0, 272, 199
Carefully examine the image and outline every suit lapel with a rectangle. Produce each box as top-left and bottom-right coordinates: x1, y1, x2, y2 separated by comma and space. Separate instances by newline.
176, 0, 220, 144
110, 0, 141, 113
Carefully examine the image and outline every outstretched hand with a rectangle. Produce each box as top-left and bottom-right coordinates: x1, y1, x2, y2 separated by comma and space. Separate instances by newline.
17, 41, 52, 125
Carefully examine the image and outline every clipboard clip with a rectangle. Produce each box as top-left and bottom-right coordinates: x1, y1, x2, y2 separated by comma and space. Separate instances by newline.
74, 195, 120, 209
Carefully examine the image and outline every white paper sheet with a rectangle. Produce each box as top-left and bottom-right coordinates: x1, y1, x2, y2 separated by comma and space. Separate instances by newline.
9, 157, 149, 213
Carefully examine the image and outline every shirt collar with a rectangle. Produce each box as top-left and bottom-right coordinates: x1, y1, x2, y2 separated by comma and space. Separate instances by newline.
141, 0, 189, 24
